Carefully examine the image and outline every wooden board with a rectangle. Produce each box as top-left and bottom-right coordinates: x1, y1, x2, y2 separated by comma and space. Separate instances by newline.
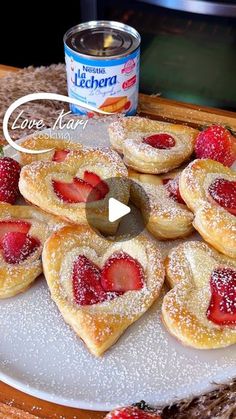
138, 93, 236, 133
0, 64, 235, 419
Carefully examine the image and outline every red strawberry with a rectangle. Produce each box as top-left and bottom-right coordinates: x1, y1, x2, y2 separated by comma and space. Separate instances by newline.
83, 171, 109, 198
0, 220, 31, 240
0, 157, 21, 204
207, 267, 236, 325
208, 178, 236, 216
1, 232, 40, 264
165, 176, 185, 204
143, 134, 175, 149
101, 252, 144, 292
52, 149, 70, 162
53, 178, 102, 203
72, 255, 110, 305
105, 406, 161, 419
194, 125, 236, 166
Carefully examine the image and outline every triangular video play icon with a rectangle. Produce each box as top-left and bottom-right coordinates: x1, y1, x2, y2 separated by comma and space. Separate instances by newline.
108, 198, 131, 223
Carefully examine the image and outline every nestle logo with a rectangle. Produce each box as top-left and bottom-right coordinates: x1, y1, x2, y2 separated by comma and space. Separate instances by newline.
122, 59, 135, 74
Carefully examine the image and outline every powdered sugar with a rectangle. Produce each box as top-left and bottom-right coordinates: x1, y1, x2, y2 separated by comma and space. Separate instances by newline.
1, 279, 236, 409
1, 121, 236, 409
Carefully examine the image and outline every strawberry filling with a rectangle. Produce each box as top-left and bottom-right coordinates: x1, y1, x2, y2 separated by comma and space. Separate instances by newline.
53, 171, 109, 204
0, 232, 40, 264
101, 252, 145, 293
83, 171, 109, 198
208, 178, 236, 216
72, 252, 144, 306
164, 177, 185, 204
143, 134, 176, 149
0, 220, 31, 239
207, 267, 236, 326
72, 255, 112, 305
194, 125, 236, 167
52, 149, 70, 162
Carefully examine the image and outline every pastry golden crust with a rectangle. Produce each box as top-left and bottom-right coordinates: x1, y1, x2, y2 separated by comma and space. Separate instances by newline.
42, 224, 165, 356
108, 117, 198, 173
128, 167, 182, 186
162, 241, 236, 349
19, 148, 129, 235
0, 203, 65, 298
19, 136, 82, 166
129, 170, 193, 240
179, 159, 236, 258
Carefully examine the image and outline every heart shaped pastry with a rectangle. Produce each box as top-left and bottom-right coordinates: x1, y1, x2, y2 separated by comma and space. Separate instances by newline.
108, 117, 198, 174
19, 148, 129, 235
129, 169, 193, 239
19, 136, 82, 166
162, 241, 236, 349
42, 224, 165, 356
179, 159, 236, 257
0, 203, 65, 298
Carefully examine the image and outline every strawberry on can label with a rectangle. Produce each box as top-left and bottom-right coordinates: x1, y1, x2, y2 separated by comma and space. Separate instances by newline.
64, 21, 141, 115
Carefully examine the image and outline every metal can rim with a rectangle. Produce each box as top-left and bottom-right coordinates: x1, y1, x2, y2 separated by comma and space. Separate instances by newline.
63, 20, 141, 60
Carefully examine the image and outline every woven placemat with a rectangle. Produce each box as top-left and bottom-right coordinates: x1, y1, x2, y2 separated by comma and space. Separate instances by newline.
0, 64, 235, 419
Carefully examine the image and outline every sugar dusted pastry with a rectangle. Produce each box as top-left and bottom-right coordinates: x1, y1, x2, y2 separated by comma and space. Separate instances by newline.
0, 203, 65, 298
108, 117, 198, 173
19, 136, 82, 166
129, 169, 193, 239
179, 159, 236, 258
162, 241, 236, 349
42, 224, 165, 356
19, 148, 129, 235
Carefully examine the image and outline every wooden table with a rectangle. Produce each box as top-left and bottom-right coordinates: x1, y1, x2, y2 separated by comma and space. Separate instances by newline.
0, 64, 236, 419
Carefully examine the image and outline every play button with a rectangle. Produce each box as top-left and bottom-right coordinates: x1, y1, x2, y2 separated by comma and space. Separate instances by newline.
85, 176, 150, 241
108, 198, 130, 222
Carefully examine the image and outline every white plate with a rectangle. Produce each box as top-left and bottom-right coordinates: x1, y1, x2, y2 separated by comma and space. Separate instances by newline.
1, 119, 236, 411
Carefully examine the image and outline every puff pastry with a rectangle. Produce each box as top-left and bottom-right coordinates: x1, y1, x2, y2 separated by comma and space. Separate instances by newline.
179, 159, 236, 258
129, 169, 193, 239
42, 224, 165, 356
108, 117, 198, 173
19, 136, 82, 166
0, 203, 64, 298
19, 148, 129, 235
162, 241, 236, 349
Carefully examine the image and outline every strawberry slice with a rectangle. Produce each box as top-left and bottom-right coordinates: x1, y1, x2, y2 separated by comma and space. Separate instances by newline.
53, 178, 102, 203
72, 255, 110, 305
105, 406, 161, 419
207, 267, 236, 325
165, 176, 185, 204
143, 134, 175, 149
194, 125, 236, 166
52, 149, 70, 162
0, 220, 31, 240
1, 232, 40, 264
208, 178, 236, 216
83, 171, 109, 199
101, 252, 144, 292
